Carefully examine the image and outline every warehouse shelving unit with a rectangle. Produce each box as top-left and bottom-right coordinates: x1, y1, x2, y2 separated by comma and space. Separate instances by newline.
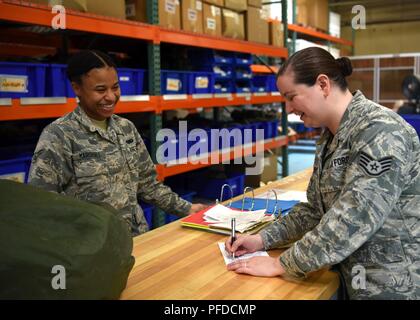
0, 0, 293, 227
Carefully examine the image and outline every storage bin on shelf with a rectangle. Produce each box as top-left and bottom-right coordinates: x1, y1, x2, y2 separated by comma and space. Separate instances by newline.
0, 61, 48, 98
161, 70, 189, 94
234, 53, 253, 66
188, 170, 245, 201
214, 80, 234, 94
209, 124, 243, 150
165, 190, 197, 223
117, 68, 145, 95
46, 64, 75, 98
188, 49, 234, 66
139, 201, 154, 229
188, 72, 215, 94
0, 155, 33, 183
252, 75, 270, 93
261, 119, 279, 139
401, 114, 420, 137
268, 74, 278, 92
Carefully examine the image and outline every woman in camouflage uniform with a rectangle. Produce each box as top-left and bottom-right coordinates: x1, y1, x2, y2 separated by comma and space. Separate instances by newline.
29, 50, 206, 236
225, 47, 419, 300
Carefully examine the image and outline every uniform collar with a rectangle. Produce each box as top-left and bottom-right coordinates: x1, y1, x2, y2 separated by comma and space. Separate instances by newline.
73, 106, 121, 134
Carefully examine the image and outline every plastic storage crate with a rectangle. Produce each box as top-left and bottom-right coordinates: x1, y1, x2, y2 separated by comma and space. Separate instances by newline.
261, 119, 279, 139
214, 80, 234, 94
188, 171, 245, 200
165, 190, 197, 223
252, 75, 270, 93
117, 68, 145, 95
268, 75, 278, 92
0, 61, 47, 98
188, 72, 215, 94
161, 70, 189, 94
401, 114, 420, 137
139, 201, 154, 229
0, 155, 33, 183
234, 53, 253, 65
189, 49, 233, 66
46, 64, 75, 97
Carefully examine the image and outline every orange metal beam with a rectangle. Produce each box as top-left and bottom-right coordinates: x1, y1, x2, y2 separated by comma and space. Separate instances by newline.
251, 65, 279, 74
0, 0, 155, 42
159, 28, 288, 58
288, 24, 353, 46
157, 136, 289, 179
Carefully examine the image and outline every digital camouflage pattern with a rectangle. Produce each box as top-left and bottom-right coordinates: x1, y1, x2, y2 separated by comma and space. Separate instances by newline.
260, 91, 420, 299
29, 106, 191, 236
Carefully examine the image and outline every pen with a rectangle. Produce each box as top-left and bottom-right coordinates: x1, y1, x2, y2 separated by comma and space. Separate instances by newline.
231, 218, 236, 259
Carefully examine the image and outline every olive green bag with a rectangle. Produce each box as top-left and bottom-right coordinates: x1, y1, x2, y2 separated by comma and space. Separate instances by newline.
0, 180, 135, 299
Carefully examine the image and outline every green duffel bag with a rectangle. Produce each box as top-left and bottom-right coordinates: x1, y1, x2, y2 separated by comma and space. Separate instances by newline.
0, 180, 135, 299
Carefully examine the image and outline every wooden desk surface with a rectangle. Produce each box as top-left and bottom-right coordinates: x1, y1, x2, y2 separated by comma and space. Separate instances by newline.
120, 168, 339, 300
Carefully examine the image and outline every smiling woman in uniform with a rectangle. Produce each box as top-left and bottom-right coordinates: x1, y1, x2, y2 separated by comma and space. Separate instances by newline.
29, 50, 206, 236
225, 47, 420, 300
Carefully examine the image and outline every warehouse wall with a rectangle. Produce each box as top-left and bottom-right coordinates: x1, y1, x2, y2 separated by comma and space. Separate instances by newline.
342, 21, 420, 55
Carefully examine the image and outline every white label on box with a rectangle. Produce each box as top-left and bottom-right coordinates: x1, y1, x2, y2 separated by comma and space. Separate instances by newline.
207, 18, 216, 30
196, 1, 202, 11
125, 3, 135, 17
195, 77, 209, 89
0, 75, 28, 93
188, 9, 197, 21
167, 78, 181, 91
213, 6, 221, 16
119, 76, 130, 82
165, 0, 176, 14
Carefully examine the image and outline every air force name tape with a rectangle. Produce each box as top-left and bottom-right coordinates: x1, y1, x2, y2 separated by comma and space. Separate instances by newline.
358, 152, 393, 177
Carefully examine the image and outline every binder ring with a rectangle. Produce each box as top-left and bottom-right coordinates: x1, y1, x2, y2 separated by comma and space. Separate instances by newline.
265, 189, 279, 216
241, 186, 255, 211
219, 183, 233, 207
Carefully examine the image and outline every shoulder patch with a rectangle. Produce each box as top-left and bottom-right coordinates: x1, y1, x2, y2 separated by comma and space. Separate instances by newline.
358, 152, 393, 177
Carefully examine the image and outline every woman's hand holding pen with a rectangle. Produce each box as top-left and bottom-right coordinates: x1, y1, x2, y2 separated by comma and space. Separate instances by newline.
225, 234, 264, 257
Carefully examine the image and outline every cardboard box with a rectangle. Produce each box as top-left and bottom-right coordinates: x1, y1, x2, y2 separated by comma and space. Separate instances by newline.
203, 0, 223, 6
159, 0, 181, 29
126, 0, 147, 23
30, 0, 87, 11
222, 9, 245, 40
246, 6, 268, 44
264, 0, 292, 23
297, 0, 328, 31
86, 0, 125, 19
224, 0, 247, 12
247, 0, 261, 7
260, 152, 278, 183
203, 3, 222, 36
269, 20, 284, 47
181, 0, 204, 33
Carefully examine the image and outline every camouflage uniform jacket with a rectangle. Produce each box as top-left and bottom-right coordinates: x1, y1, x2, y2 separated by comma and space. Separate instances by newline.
29, 106, 191, 236
260, 91, 420, 299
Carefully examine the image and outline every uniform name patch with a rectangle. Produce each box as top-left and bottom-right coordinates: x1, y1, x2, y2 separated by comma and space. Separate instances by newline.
358, 152, 393, 177
332, 155, 349, 168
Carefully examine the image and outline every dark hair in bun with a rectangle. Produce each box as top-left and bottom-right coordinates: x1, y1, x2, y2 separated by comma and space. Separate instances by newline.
277, 47, 353, 91
336, 57, 353, 77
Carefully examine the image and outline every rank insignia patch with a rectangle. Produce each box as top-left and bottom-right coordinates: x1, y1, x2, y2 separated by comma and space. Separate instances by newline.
358, 152, 393, 177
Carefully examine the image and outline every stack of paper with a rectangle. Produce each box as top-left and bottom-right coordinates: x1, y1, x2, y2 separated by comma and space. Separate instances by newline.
203, 204, 274, 233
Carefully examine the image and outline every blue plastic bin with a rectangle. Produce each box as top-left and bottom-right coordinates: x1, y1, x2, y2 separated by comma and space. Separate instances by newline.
189, 50, 233, 66
139, 201, 154, 229
165, 190, 197, 223
214, 80, 234, 94
161, 70, 189, 94
190, 172, 245, 200
0, 155, 33, 183
234, 53, 253, 65
46, 64, 75, 97
268, 75, 278, 92
188, 72, 215, 94
0, 61, 47, 98
214, 66, 233, 80
252, 75, 270, 93
118, 68, 145, 96
261, 119, 279, 139
401, 114, 420, 137
235, 82, 252, 94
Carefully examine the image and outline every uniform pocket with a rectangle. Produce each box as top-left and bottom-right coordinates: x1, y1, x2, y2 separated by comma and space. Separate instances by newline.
353, 237, 406, 267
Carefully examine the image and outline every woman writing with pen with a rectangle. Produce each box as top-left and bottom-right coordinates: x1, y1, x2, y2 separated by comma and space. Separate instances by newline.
225, 47, 419, 300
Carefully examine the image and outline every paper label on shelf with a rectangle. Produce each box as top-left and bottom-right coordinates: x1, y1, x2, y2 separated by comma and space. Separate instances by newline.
207, 18, 216, 30
195, 76, 209, 88
165, 0, 176, 14
166, 78, 181, 91
188, 9, 197, 21
125, 3, 135, 17
0, 75, 28, 93
119, 76, 130, 82
196, 1, 202, 11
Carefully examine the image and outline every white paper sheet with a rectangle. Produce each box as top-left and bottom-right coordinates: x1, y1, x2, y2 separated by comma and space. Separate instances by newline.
257, 189, 308, 203
218, 242, 269, 265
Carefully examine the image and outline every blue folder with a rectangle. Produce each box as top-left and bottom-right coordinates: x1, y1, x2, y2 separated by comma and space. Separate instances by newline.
230, 198, 299, 216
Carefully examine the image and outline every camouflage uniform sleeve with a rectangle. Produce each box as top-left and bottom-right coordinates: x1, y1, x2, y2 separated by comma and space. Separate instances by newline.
278, 121, 412, 278
28, 125, 73, 193
259, 173, 323, 249
134, 130, 191, 216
